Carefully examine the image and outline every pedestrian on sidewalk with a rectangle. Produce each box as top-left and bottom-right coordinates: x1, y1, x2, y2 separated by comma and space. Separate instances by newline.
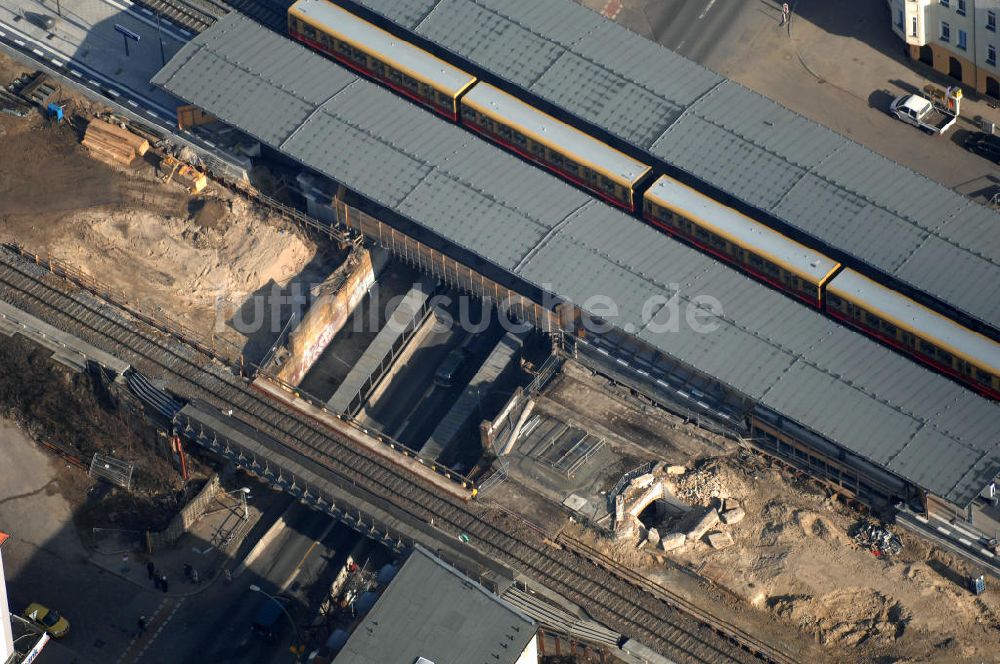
780, 2, 790, 27
137, 616, 147, 636
160, 574, 169, 593
153, 572, 162, 590
146, 561, 156, 580
191, 568, 199, 584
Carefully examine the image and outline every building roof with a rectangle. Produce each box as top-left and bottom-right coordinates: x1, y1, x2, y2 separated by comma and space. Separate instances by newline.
289, 0, 476, 95
334, 546, 536, 664
463, 82, 651, 185
153, 14, 1000, 506
646, 176, 840, 283
346, 0, 1000, 333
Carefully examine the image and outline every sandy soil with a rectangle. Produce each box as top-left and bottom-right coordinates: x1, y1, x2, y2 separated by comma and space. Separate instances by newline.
0, 55, 319, 350
624, 456, 1000, 662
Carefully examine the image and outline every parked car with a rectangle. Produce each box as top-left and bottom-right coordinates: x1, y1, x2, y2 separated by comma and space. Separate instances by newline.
23, 603, 70, 637
965, 131, 1000, 164
889, 93, 957, 134
434, 349, 466, 387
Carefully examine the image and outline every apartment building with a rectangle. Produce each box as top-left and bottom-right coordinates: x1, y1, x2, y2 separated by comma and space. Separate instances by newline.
891, 0, 1000, 96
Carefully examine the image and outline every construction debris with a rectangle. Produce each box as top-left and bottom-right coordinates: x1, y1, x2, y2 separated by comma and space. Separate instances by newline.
707, 531, 734, 550
667, 465, 687, 476
852, 520, 902, 558
660, 532, 686, 552
721, 506, 745, 525
645, 527, 661, 548
687, 507, 720, 542
82, 119, 149, 167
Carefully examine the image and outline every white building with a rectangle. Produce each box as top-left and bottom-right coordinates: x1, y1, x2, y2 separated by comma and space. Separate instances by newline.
0, 532, 12, 663
890, 0, 1000, 96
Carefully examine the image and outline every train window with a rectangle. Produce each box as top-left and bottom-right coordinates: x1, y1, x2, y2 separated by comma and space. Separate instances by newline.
762, 260, 779, 277
937, 348, 953, 364
880, 320, 897, 337
976, 368, 993, 384
901, 332, 915, 347
302, 23, 316, 38
694, 227, 710, 242
710, 233, 726, 250
827, 294, 842, 309
499, 125, 513, 141
748, 253, 763, 268
512, 131, 527, 148
920, 339, 935, 355
864, 311, 880, 328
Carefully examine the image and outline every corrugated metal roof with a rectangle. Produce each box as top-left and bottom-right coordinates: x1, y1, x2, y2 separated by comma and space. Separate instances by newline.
347, 0, 1000, 331
463, 83, 650, 184
290, 0, 476, 94
336, 547, 536, 664
646, 176, 839, 283
153, 14, 1000, 506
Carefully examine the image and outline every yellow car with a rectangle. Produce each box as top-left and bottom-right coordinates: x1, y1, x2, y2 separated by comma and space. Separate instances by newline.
23, 603, 70, 638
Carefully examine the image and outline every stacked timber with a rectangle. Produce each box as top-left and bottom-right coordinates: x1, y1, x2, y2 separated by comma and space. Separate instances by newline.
82, 119, 149, 167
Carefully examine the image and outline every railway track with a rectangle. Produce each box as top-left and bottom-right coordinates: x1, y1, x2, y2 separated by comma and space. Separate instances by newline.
131, 0, 228, 33
0, 247, 794, 664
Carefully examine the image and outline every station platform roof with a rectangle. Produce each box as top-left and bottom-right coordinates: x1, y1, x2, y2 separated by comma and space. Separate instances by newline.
153, 14, 1000, 507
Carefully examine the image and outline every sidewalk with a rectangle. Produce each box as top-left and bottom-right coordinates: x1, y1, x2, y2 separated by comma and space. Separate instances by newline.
87, 485, 283, 598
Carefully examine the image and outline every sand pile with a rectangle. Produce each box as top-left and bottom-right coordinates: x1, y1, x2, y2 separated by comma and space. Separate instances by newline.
768, 588, 910, 647
46, 197, 314, 343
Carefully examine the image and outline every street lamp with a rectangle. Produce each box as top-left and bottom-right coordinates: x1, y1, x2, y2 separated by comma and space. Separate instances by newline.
248, 585, 303, 661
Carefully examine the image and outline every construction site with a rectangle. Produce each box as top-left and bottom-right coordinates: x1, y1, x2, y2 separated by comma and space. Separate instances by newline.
2, 0, 1000, 661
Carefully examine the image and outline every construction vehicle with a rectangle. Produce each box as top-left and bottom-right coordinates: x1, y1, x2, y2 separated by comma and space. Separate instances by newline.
160, 154, 207, 193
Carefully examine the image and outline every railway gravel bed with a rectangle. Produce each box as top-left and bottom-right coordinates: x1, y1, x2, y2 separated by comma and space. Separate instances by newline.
0, 246, 791, 664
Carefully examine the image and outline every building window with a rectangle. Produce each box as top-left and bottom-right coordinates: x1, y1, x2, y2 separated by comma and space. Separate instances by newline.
989, 11, 997, 32
940, 0, 949, 6
896, 8, 904, 30
957, 0, 966, 16
989, 44, 997, 65
941, 21, 951, 42
958, 29, 967, 50
913, 16, 918, 37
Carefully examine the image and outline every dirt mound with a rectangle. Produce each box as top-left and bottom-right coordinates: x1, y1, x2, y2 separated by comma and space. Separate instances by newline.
45, 197, 313, 343
769, 588, 910, 647
669, 459, 752, 506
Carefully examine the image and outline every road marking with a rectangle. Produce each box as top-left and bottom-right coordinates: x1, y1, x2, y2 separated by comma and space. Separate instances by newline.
146, 110, 159, 118
937, 526, 951, 535
600, 0, 623, 20
698, 0, 719, 20
596, 347, 609, 355
951, 524, 978, 539
89, 80, 100, 86
677, 390, 689, 399
70, 69, 82, 77
50, 58, 62, 66
615, 358, 628, 366
656, 379, 669, 387
139, 6, 152, 14
0, 20, 176, 118
915, 515, 928, 523
127, 99, 139, 107
959, 537, 973, 546
108, 89, 121, 97
280, 520, 338, 591
982, 548, 996, 558
31, 48, 44, 57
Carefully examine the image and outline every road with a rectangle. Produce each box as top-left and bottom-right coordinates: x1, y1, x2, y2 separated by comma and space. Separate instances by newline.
141, 502, 353, 664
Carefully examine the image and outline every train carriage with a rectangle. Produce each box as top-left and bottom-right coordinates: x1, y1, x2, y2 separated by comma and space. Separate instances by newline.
643, 176, 840, 308
460, 83, 652, 211
288, 0, 476, 121
825, 269, 1000, 399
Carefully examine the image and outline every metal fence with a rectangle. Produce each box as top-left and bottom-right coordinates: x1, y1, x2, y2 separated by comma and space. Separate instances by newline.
89, 453, 134, 490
